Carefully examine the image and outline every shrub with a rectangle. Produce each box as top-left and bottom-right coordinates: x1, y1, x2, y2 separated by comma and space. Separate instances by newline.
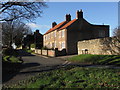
3, 48, 18, 56
31, 44, 35, 48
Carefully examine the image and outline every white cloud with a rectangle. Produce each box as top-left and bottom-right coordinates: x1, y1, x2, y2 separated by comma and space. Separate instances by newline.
26, 23, 40, 28
26, 23, 51, 34
26, 23, 51, 29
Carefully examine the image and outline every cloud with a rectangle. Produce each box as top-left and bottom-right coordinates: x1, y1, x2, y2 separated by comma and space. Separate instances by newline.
26, 23, 40, 28
26, 23, 51, 34
26, 23, 51, 29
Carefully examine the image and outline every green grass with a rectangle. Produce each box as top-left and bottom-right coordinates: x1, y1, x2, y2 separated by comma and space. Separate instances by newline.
3, 56, 22, 63
3, 66, 120, 89
67, 54, 120, 65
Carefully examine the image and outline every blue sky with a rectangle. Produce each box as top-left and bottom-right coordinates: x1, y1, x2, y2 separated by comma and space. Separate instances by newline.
27, 2, 118, 36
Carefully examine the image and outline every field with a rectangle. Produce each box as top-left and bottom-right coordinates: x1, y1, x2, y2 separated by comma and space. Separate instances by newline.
3, 66, 120, 89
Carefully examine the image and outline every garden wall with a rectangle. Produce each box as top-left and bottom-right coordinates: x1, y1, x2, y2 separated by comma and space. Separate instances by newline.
35, 48, 66, 57
78, 37, 120, 55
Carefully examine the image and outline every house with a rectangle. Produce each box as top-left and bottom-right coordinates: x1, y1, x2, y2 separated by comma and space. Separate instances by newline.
43, 10, 109, 55
23, 30, 43, 49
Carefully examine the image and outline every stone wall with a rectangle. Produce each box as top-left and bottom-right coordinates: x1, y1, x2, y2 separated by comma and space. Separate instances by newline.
78, 37, 120, 55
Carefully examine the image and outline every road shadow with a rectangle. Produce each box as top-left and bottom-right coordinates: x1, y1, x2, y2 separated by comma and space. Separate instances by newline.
2, 49, 39, 83
2, 62, 40, 83
16, 49, 35, 57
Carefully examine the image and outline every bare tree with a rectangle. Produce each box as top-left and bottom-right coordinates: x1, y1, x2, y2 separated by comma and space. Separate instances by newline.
0, 1, 47, 21
101, 27, 120, 55
2, 20, 32, 48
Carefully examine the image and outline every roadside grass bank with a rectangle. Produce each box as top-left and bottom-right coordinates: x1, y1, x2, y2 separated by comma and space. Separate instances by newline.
67, 54, 120, 66
2, 66, 120, 89
2, 48, 23, 83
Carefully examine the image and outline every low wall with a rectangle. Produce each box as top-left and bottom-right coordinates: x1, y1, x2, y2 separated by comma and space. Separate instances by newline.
35, 48, 66, 57
31, 48, 35, 51
78, 37, 120, 55
35, 49, 55, 57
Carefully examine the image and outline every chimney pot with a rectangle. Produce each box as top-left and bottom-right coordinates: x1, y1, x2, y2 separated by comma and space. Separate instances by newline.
76, 9, 83, 19
65, 14, 71, 21
52, 22, 57, 28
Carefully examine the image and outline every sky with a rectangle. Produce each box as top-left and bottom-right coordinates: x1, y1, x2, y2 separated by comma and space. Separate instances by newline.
26, 2, 118, 36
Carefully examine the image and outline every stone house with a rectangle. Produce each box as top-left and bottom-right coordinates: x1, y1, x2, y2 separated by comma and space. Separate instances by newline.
44, 10, 109, 55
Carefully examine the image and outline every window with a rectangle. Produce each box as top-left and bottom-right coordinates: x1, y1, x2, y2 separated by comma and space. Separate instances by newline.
54, 32, 56, 37
54, 41, 56, 48
59, 31, 61, 38
51, 32, 53, 38
52, 42, 54, 48
62, 30, 64, 37
48, 34, 50, 39
61, 42, 65, 49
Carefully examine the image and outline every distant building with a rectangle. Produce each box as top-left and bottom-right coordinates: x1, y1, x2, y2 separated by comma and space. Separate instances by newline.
23, 30, 43, 49
34, 30, 43, 49
43, 10, 109, 55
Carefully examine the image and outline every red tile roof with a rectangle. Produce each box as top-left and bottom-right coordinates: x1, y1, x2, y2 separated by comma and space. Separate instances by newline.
44, 19, 77, 35
44, 21, 67, 35
59, 19, 77, 30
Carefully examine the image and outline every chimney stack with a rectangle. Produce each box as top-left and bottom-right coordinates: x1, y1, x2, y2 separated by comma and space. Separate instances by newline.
52, 22, 57, 28
76, 9, 83, 19
36, 30, 39, 33
65, 14, 71, 21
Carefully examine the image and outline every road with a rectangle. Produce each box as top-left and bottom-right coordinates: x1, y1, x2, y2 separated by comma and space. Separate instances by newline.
3, 50, 69, 85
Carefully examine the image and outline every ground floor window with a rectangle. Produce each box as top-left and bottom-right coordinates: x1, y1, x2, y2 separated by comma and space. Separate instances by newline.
61, 42, 65, 49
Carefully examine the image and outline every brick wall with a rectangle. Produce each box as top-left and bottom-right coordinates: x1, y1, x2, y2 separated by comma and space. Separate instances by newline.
35, 48, 66, 57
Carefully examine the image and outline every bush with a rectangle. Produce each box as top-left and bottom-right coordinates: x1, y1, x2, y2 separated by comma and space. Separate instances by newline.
3, 48, 19, 56
42, 46, 49, 50
31, 44, 35, 48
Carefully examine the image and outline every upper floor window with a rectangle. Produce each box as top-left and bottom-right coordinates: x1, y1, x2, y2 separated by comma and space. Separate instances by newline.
54, 32, 56, 37
61, 30, 64, 37
59, 31, 61, 38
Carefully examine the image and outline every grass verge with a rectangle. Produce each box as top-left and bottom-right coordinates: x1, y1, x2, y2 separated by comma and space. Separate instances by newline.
2, 66, 120, 89
3, 56, 22, 63
67, 54, 120, 65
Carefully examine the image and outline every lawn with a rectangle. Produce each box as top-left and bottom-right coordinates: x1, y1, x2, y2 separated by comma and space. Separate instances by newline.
67, 54, 120, 66
2, 66, 120, 89
3, 55, 22, 63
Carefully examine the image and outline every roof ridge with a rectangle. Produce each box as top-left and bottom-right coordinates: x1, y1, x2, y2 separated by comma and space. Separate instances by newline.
44, 21, 68, 35
59, 19, 77, 30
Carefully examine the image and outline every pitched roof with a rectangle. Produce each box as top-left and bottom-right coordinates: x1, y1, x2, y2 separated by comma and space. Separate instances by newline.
44, 21, 67, 35
59, 19, 77, 30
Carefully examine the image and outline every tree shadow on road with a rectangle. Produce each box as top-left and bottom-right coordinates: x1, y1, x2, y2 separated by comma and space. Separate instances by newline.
17, 49, 35, 57
2, 62, 40, 83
